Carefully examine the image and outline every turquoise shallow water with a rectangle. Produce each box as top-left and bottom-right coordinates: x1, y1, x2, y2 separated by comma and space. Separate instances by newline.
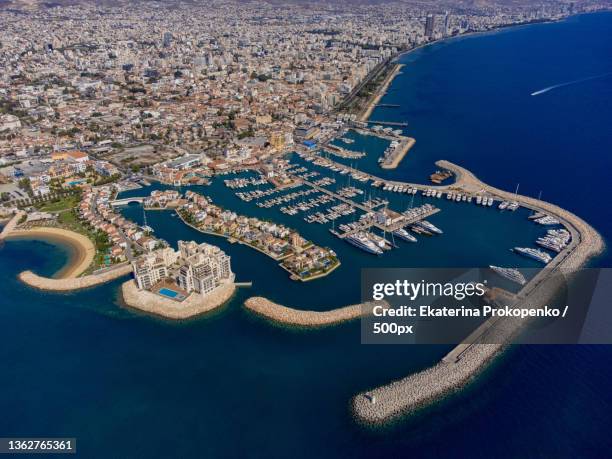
1, 12, 612, 458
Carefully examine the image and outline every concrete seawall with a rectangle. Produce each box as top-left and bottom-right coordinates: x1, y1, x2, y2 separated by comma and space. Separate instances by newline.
380, 137, 416, 169
352, 160, 605, 426
19, 264, 133, 291
244, 296, 387, 327
121, 280, 236, 320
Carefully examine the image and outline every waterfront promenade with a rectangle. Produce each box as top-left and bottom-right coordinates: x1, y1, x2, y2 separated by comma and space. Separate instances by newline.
244, 297, 388, 327
122, 279, 236, 320
359, 64, 404, 122
351, 161, 605, 425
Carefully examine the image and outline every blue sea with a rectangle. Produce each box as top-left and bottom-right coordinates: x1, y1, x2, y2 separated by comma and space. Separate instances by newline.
1, 12, 612, 458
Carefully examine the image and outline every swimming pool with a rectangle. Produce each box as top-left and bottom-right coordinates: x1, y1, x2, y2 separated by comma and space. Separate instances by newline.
158, 288, 179, 299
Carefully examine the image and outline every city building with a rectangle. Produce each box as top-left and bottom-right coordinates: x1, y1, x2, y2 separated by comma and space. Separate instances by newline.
132, 240, 233, 298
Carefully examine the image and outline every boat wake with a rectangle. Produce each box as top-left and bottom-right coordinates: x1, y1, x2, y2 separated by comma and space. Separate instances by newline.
531, 72, 612, 96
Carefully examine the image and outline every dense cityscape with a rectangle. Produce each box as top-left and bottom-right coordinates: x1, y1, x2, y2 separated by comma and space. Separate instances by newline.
0, 0, 610, 456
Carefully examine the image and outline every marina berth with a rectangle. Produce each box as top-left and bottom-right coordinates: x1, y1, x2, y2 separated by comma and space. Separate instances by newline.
352, 160, 604, 425
489, 265, 527, 286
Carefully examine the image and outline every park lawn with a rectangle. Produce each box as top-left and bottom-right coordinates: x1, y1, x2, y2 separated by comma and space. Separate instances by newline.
36, 195, 80, 213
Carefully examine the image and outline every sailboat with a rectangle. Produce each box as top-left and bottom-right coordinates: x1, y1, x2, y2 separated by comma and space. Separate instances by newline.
142, 206, 154, 233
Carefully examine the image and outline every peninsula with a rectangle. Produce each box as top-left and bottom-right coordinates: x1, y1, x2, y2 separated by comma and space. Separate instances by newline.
122, 240, 236, 320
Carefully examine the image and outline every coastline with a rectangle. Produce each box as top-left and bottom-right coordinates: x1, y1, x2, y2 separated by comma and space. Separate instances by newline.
121, 279, 236, 320
359, 63, 404, 122
380, 137, 416, 169
244, 296, 387, 328
6, 226, 95, 278
351, 160, 605, 426
177, 210, 338, 281
355, 15, 576, 127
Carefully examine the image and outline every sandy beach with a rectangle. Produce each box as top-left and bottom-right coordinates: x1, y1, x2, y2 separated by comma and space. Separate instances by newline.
6, 227, 95, 278
359, 63, 404, 122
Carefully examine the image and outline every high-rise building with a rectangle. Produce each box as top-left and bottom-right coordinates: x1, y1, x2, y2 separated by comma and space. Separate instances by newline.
132, 241, 233, 296
176, 240, 233, 295
444, 12, 451, 37
425, 14, 435, 39
162, 31, 173, 48
132, 247, 179, 290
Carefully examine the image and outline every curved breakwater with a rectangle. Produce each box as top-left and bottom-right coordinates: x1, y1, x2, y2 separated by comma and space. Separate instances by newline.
244, 296, 388, 327
19, 264, 133, 291
352, 161, 605, 425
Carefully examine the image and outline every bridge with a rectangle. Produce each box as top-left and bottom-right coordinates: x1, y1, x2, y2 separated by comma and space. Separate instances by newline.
110, 197, 146, 207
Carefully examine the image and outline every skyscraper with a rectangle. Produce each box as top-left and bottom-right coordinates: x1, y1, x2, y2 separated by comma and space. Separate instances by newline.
444, 12, 451, 37
425, 14, 435, 39
162, 31, 173, 48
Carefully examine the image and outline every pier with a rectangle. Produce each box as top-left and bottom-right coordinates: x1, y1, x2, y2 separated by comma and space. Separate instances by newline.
0, 210, 24, 240
321, 144, 365, 160
380, 137, 416, 170
334, 206, 440, 239
351, 160, 605, 426
375, 104, 400, 108
368, 121, 409, 127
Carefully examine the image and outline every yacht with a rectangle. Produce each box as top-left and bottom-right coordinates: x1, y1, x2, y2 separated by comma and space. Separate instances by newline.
417, 220, 443, 234
393, 228, 417, 243
489, 265, 527, 286
512, 247, 552, 264
345, 232, 384, 255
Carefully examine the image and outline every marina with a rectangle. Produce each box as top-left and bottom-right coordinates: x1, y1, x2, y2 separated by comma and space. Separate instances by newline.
2, 11, 611, 459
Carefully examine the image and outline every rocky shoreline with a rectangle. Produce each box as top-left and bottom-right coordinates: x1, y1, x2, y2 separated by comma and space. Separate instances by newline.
121, 279, 236, 320
19, 264, 133, 291
244, 296, 387, 327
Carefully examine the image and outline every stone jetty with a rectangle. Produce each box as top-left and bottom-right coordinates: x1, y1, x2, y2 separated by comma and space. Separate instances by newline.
0, 211, 24, 240
121, 280, 235, 320
352, 161, 605, 425
19, 264, 133, 291
244, 296, 387, 327
380, 137, 416, 169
